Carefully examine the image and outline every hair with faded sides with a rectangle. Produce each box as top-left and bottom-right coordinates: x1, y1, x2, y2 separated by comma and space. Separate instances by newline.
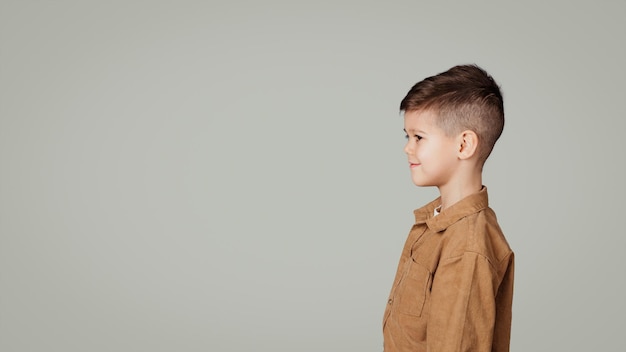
400, 64, 505, 164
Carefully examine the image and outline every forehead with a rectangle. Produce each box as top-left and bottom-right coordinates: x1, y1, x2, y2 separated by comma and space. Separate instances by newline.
403, 109, 439, 130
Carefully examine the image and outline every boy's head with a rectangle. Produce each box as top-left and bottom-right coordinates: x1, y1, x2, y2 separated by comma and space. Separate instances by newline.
400, 64, 504, 166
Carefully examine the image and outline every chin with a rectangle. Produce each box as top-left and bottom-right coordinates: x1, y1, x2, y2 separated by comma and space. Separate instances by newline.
411, 176, 437, 188
411, 179, 429, 187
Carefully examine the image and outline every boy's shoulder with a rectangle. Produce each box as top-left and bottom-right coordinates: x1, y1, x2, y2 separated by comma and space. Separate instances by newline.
423, 188, 512, 264
468, 206, 512, 263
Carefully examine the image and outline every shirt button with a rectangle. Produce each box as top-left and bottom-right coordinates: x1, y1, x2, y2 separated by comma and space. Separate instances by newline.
388, 299, 393, 304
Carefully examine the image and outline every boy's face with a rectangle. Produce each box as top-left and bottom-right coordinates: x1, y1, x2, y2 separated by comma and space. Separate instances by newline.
403, 110, 460, 188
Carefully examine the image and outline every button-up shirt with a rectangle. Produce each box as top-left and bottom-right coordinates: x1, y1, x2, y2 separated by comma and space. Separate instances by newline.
383, 187, 514, 352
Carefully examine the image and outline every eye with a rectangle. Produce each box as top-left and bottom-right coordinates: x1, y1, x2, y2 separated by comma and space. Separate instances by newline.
404, 134, 423, 141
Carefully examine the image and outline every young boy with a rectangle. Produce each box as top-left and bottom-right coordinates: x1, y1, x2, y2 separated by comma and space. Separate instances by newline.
382, 65, 514, 352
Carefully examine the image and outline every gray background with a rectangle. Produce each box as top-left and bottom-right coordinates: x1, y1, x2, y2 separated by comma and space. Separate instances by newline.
1, 1, 624, 351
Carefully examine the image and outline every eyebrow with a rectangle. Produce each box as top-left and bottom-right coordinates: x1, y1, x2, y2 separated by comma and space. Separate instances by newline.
403, 128, 427, 134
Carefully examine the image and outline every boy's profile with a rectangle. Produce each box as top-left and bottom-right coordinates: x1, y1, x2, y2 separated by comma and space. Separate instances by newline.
383, 65, 514, 352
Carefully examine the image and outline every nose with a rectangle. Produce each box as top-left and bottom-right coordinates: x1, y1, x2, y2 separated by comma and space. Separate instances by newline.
404, 139, 414, 155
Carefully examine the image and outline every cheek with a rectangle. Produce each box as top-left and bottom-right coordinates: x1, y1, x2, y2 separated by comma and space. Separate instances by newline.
415, 145, 430, 159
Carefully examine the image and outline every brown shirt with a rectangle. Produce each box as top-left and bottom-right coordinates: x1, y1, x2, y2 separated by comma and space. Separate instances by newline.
383, 188, 514, 352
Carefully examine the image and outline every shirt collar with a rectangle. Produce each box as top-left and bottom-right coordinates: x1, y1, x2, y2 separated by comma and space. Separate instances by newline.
413, 187, 490, 233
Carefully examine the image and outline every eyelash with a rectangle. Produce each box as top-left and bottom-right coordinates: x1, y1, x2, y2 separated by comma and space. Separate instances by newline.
405, 134, 423, 141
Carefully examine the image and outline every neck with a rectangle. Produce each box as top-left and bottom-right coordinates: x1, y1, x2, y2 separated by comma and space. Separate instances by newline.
437, 173, 483, 211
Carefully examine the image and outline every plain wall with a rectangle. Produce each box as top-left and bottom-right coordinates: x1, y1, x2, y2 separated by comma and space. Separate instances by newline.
1, 1, 624, 351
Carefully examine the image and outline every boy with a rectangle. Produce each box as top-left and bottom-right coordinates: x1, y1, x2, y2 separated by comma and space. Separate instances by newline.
382, 65, 514, 352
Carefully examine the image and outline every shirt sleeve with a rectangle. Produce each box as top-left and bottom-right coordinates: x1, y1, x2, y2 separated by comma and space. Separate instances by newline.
426, 251, 512, 352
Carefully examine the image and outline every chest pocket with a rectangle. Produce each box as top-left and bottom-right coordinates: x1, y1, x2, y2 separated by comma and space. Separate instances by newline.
396, 260, 432, 317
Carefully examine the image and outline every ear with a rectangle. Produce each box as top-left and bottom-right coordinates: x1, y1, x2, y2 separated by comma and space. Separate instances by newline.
457, 130, 479, 160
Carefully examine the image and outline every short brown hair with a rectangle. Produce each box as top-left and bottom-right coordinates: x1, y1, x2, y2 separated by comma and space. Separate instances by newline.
400, 64, 504, 163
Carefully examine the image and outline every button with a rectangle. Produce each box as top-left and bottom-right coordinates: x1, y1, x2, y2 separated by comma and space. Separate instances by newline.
388, 299, 393, 304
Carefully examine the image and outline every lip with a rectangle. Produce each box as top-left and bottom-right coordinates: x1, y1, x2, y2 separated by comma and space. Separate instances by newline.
409, 162, 420, 168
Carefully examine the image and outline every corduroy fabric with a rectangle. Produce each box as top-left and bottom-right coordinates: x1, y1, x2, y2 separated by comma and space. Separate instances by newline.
383, 187, 514, 352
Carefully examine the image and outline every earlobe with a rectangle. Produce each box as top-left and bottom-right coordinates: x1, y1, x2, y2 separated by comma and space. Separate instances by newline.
458, 130, 478, 160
